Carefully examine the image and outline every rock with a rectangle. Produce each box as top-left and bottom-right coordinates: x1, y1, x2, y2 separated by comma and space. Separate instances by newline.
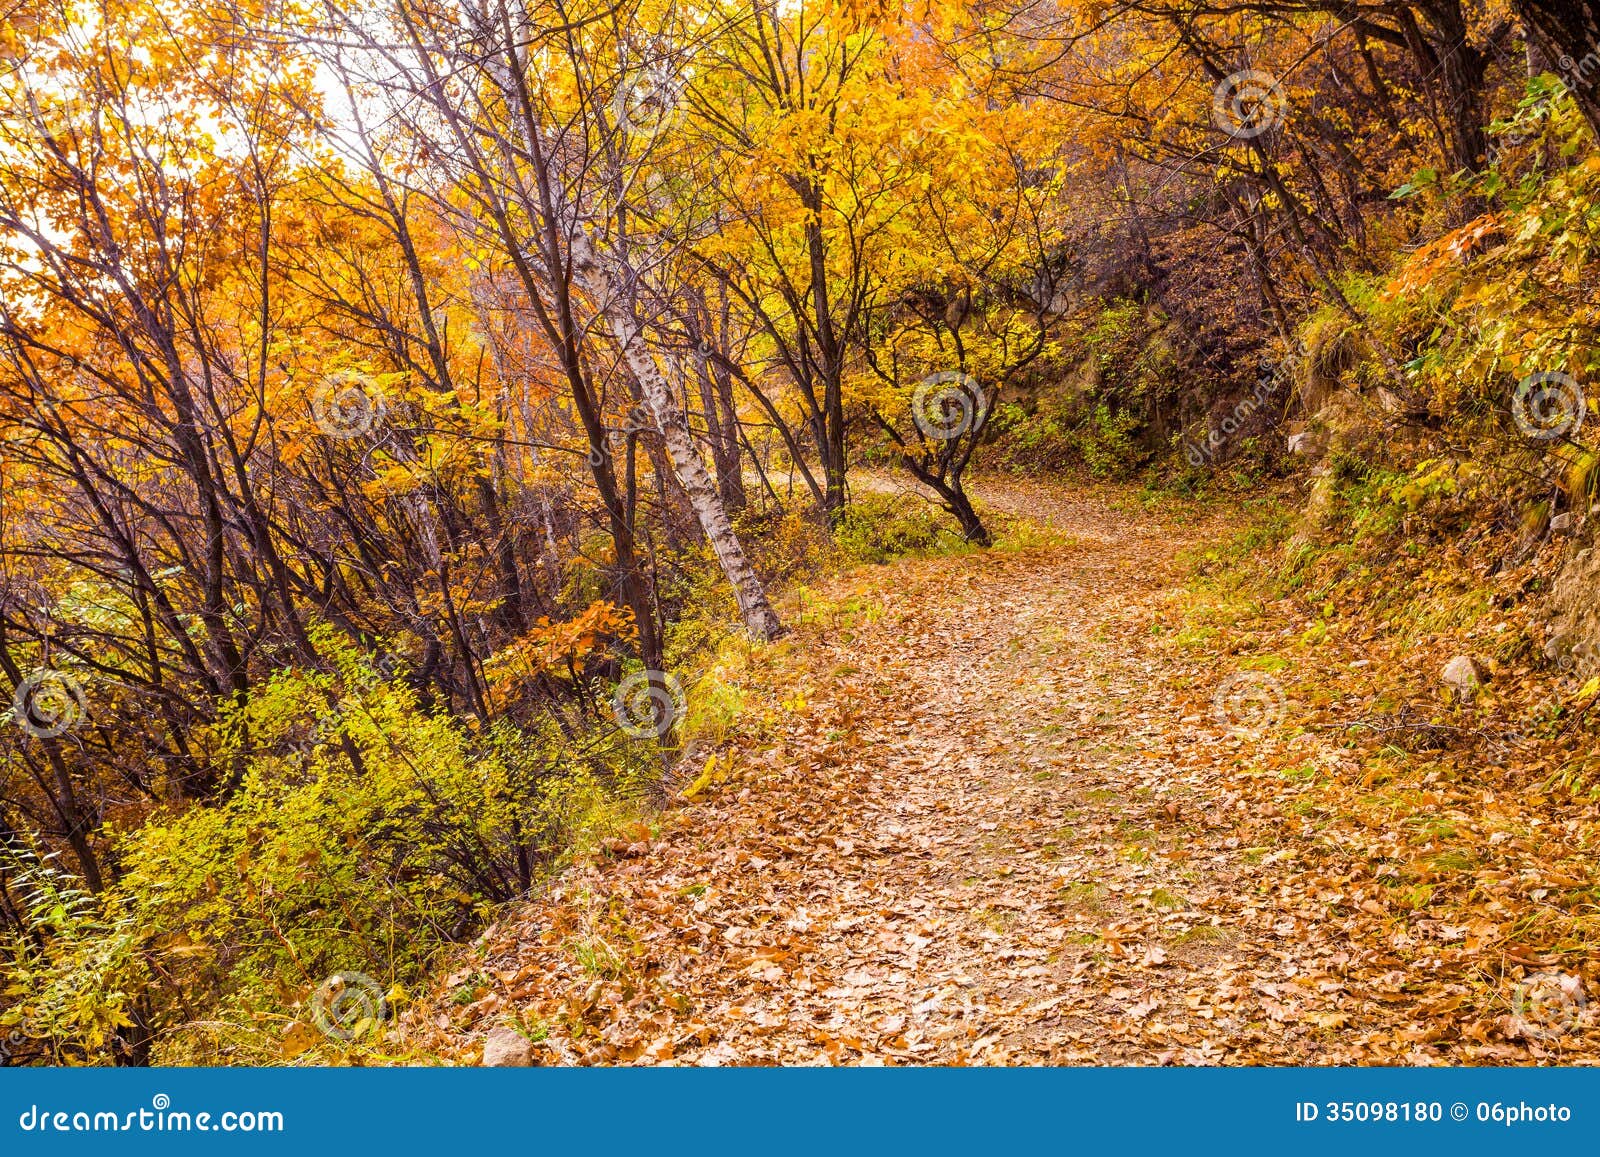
482, 1025, 534, 1067
1550, 511, 1581, 536
1286, 432, 1315, 455
1441, 655, 1489, 693
1548, 547, 1600, 679
1546, 632, 1600, 674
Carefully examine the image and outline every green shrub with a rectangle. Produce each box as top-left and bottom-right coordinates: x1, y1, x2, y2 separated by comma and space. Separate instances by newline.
2, 633, 655, 1064
0, 844, 142, 1065
834, 493, 961, 564
987, 398, 1075, 472
1073, 402, 1145, 479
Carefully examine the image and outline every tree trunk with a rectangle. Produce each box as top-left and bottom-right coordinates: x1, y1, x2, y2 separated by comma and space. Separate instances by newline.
901, 455, 993, 548
947, 490, 993, 547
570, 230, 785, 642
697, 349, 747, 513
1392, 1, 1490, 171
935, 477, 993, 548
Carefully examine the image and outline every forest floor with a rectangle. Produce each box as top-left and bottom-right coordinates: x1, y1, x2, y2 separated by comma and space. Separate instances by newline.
405, 476, 1600, 1066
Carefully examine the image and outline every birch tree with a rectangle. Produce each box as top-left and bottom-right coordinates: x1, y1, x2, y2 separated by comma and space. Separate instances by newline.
324, 0, 784, 644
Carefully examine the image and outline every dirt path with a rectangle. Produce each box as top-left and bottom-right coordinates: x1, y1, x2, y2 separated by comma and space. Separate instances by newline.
413, 479, 1592, 1065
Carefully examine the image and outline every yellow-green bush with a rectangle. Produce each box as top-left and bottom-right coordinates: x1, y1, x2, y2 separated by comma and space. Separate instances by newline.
833, 492, 963, 564
2, 634, 656, 1064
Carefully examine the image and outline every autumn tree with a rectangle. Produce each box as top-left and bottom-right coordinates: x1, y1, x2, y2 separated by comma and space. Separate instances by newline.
316, 0, 783, 649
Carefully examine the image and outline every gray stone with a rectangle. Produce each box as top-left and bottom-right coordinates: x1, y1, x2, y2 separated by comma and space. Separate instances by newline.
1441, 655, 1488, 693
482, 1025, 534, 1067
1550, 511, 1581, 536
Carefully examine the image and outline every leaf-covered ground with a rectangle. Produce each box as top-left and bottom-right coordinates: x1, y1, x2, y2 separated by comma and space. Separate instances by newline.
407, 479, 1600, 1065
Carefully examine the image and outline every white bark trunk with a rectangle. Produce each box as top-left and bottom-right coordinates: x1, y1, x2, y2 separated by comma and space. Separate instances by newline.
569, 228, 784, 642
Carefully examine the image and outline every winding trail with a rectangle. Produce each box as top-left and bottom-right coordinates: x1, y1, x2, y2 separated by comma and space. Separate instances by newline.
415, 478, 1593, 1065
